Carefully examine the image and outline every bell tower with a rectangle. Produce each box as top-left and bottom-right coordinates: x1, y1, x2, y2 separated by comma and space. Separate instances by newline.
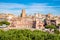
21, 9, 26, 17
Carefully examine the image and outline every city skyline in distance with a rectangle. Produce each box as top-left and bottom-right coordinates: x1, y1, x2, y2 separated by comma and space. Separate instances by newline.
0, 0, 60, 16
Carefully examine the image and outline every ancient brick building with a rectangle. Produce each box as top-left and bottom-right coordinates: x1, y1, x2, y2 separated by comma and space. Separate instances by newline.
6, 9, 44, 29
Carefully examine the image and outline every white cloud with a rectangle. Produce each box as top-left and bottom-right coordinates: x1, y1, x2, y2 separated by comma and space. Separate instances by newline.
0, 3, 60, 16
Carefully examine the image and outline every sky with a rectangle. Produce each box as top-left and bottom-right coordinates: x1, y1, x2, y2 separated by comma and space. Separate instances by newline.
0, 0, 60, 16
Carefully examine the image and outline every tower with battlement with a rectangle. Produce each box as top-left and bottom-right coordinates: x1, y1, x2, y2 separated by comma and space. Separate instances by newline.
21, 9, 26, 17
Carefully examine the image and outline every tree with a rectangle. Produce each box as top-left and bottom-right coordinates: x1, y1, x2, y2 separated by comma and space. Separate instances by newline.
0, 29, 59, 40
2, 21, 10, 25
58, 24, 60, 29
0, 21, 10, 26
54, 29, 60, 34
45, 25, 56, 29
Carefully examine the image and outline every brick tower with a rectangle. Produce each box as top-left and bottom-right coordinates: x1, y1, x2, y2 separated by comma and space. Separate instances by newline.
21, 9, 26, 17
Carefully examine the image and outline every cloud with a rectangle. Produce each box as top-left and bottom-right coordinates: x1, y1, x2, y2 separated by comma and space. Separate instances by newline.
0, 3, 60, 16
